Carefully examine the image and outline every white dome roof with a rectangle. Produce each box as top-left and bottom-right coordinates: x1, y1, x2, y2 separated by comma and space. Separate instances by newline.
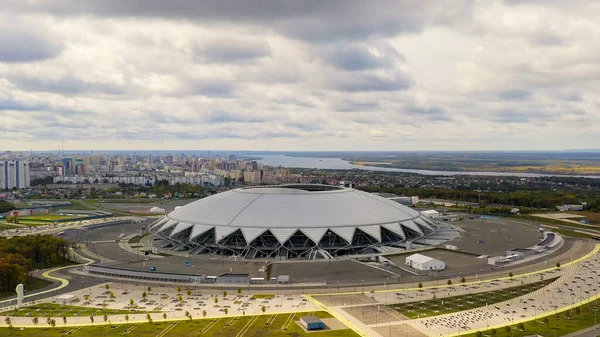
153, 185, 435, 245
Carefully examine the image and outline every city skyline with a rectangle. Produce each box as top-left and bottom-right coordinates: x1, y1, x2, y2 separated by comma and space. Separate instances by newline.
1, 1, 599, 151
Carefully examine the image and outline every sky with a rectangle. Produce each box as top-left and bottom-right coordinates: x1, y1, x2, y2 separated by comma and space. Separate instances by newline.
1, 0, 599, 151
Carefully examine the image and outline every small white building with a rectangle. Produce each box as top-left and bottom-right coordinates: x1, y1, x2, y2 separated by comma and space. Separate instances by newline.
405, 253, 445, 271
420, 210, 441, 219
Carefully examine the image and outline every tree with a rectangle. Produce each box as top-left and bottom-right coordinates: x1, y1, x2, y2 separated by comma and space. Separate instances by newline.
517, 323, 525, 331
84, 294, 90, 301
103, 314, 108, 323
4, 317, 11, 328
214, 297, 219, 305
163, 313, 167, 321
46, 317, 52, 326
224, 308, 228, 317
124, 314, 129, 323
504, 326, 511, 333
556, 262, 561, 268
261, 306, 266, 314
50, 319, 56, 328
575, 307, 581, 315
475, 331, 482, 337
187, 289, 192, 296
32, 317, 39, 328
63, 316, 67, 325
223, 291, 227, 297
130, 298, 135, 306
110, 291, 115, 299
237, 288, 242, 295
461, 277, 466, 284
177, 286, 182, 293
142, 291, 147, 298
178, 295, 183, 302
509, 272, 513, 278
146, 313, 153, 324
418, 283, 423, 290
105, 284, 110, 290
447, 280, 452, 286
89, 315, 94, 325
147, 286, 152, 292
542, 318, 550, 324
202, 310, 207, 318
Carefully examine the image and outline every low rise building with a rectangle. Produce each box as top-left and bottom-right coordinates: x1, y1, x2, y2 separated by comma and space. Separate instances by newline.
405, 253, 445, 271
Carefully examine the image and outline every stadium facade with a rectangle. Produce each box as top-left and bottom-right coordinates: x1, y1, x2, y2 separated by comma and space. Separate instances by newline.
150, 184, 438, 259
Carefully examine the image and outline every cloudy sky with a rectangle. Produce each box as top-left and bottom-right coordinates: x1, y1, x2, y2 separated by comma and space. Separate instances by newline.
1, 1, 599, 151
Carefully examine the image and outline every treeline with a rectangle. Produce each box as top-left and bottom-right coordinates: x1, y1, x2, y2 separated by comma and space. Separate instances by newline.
0, 200, 15, 213
359, 186, 599, 210
0, 235, 72, 292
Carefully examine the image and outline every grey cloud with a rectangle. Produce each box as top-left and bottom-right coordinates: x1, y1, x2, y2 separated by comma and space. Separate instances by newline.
498, 89, 531, 101
333, 72, 413, 92
335, 101, 380, 112
6, 1, 465, 42
0, 30, 63, 63
193, 38, 271, 63
0, 98, 48, 111
407, 106, 452, 122
326, 45, 395, 71
185, 80, 236, 97
7, 74, 126, 95
205, 110, 266, 124
286, 121, 322, 131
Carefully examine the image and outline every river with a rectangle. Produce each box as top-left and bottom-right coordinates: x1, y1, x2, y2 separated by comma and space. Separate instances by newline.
256, 154, 600, 178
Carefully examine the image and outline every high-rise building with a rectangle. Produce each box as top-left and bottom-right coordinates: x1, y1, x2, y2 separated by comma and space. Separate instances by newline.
0, 160, 30, 189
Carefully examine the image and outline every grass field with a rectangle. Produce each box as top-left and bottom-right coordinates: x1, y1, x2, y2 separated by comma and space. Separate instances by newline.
6, 303, 143, 318
0, 277, 53, 300
0, 311, 356, 337
521, 214, 599, 231
462, 299, 600, 337
18, 214, 78, 221
392, 277, 559, 319
548, 228, 595, 239
66, 200, 98, 211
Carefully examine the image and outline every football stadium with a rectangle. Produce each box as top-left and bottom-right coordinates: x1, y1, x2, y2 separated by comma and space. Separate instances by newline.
150, 184, 439, 258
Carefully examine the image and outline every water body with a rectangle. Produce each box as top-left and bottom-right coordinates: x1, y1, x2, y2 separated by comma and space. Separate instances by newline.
256, 154, 600, 178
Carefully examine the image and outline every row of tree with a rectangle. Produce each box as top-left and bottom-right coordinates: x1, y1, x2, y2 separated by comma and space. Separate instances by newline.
0, 235, 72, 292
359, 186, 598, 210
0, 200, 15, 213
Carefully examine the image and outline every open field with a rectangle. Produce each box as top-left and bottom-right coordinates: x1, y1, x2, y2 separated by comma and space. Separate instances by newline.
392, 277, 559, 319
0, 311, 357, 337
6, 303, 142, 317
461, 299, 600, 337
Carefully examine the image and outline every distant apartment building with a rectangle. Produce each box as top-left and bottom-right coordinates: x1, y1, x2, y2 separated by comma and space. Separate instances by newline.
0, 160, 31, 189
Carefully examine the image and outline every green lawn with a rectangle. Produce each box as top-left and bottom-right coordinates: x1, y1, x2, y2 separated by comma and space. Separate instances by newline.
0, 277, 53, 300
66, 200, 98, 210
463, 299, 600, 337
392, 277, 559, 319
251, 294, 275, 299
549, 228, 595, 239
18, 214, 78, 221
0, 311, 357, 337
7, 303, 143, 318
